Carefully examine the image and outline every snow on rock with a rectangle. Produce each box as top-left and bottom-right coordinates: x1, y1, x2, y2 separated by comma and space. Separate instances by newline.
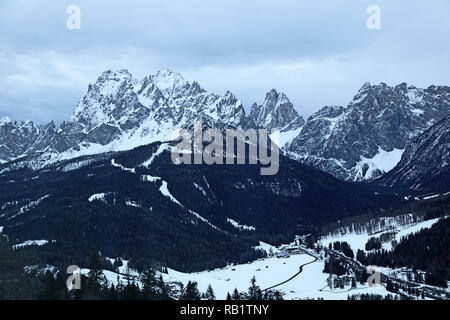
61, 159, 95, 172
270, 127, 302, 149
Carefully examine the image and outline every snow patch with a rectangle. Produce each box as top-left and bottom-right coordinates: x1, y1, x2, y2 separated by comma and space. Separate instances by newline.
125, 200, 141, 208
159, 181, 182, 206
159, 180, 221, 230
227, 218, 256, 231
422, 194, 440, 200
354, 148, 404, 180
254, 241, 280, 255
8, 195, 50, 220
13, 240, 53, 249
140, 175, 161, 183
270, 127, 302, 149
410, 108, 425, 116
320, 216, 441, 253
111, 159, 135, 173
193, 183, 207, 197
140, 143, 168, 167
88, 193, 110, 203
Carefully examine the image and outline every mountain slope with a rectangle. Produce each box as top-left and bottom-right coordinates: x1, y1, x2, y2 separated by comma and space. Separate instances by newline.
379, 115, 450, 192
0, 141, 400, 272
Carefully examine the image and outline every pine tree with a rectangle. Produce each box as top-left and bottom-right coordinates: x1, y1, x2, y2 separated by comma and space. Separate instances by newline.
108, 284, 119, 300
232, 288, 241, 300
273, 290, 283, 300
157, 275, 169, 299
39, 271, 60, 300
351, 277, 357, 288
247, 276, 262, 300
181, 281, 201, 300
121, 280, 142, 300
204, 284, 216, 300
86, 251, 107, 299
141, 269, 158, 299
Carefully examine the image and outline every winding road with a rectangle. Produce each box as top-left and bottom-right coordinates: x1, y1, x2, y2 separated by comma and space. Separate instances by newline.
262, 247, 319, 292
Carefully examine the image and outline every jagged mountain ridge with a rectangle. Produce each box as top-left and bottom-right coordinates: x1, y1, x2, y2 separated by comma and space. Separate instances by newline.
249, 89, 305, 131
1, 70, 449, 183
0, 69, 250, 166
0, 117, 56, 164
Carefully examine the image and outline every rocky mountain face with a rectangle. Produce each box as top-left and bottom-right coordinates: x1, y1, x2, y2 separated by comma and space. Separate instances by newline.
249, 89, 305, 131
0, 117, 56, 163
0, 69, 248, 165
287, 82, 450, 181
1, 70, 449, 184
379, 115, 450, 192
56, 69, 248, 157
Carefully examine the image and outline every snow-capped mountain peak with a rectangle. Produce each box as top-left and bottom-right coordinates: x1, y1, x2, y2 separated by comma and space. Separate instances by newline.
0, 116, 12, 125
150, 69, 187, 93
0, 69, 254, 164
249, 89, 304, 131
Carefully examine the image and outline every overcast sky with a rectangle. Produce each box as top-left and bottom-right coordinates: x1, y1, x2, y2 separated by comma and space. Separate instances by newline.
1, 0, 449, 124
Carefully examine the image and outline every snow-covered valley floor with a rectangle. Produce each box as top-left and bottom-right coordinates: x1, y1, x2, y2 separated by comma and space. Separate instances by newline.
161, 250, 392, 300
71, 215, 448, 300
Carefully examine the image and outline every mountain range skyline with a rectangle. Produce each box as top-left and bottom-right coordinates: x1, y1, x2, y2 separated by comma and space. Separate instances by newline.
1, 67, 448, 124
1, 68, 449, 184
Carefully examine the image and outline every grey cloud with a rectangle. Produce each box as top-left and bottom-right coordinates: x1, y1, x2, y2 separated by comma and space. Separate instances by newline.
0, 0, 449, 123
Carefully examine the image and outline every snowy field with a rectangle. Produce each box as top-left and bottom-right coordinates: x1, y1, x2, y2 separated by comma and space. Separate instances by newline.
75, 247, 393, 300
160, 217, 444, 299
319, 216, 441, 253
71, 216, 446, 300
161, 249, 392, 300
